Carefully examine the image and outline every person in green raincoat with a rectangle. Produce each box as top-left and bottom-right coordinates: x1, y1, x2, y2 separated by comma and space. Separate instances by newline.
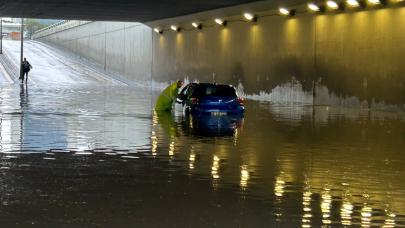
154, 80, 184, 111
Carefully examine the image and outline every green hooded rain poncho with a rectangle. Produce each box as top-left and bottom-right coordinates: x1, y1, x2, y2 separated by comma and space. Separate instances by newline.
154, 82, 180, 111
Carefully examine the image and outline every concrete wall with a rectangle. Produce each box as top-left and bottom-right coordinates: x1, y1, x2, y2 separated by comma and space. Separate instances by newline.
34, 6, 405, 110
152, 7, 405, 109
36, 21, 152, 86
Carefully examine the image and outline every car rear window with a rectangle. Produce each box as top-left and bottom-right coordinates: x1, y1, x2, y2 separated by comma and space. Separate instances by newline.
193, 85, 237, 98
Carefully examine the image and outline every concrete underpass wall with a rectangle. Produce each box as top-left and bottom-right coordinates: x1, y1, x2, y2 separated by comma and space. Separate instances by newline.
34, 6, 405, 110
36, 21, 152, 86
152, 7, 405, 109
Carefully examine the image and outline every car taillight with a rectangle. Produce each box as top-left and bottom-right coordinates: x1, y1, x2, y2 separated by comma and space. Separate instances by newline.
191, 98, 199, 105
237, 97, 244, 105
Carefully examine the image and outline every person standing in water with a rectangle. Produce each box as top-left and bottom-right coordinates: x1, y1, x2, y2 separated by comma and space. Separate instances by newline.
155, 80, 184, 111
21, 58, 32, 84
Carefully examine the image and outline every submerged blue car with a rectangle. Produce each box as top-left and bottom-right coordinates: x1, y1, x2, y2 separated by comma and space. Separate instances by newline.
177, 83, 245, 116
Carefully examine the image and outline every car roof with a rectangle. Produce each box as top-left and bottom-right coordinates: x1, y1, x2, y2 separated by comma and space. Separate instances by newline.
188, 83, 234, 88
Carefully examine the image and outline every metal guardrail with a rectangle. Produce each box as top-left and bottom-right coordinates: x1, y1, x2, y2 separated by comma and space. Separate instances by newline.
34, 20, 69, 34
0, 50, 19, 82
32, 20, 92, 39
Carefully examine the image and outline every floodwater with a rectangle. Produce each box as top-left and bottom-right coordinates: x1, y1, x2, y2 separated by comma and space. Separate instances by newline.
1, 40, 405, 227
0, 82, 404, 227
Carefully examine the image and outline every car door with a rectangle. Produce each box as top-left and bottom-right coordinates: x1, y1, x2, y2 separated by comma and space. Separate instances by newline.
178, 84, 191, 105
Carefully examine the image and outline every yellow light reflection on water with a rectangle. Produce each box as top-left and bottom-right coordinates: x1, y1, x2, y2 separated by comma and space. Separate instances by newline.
152, 112, 159, 125
240, 165, 250, 188
211, 155, 220, 179
169, 140, 175, 156
274, 177, 285, 197
321, 188, 332, 225
383, 213, 396, 228
189, 150, 195, 170
274, 173, 286, 222
361, 205, 372, 227
302, 191, 312, 228
341, 199, 354, 226
151, 130, 158, 156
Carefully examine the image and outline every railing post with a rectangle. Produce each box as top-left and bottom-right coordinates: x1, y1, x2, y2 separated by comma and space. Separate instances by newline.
20, 18, 24, 80
0, 17, 2, 54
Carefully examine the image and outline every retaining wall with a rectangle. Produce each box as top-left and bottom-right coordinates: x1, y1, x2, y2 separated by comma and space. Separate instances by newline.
34, 5, 405, 110
35, 21, 152, 86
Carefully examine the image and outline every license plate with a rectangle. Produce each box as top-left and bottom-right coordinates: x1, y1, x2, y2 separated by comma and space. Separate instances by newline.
211, 111, 227, 116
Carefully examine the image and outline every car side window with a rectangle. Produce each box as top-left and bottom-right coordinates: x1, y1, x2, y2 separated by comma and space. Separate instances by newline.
187, 85, 196, 98
186, 85, 194, 98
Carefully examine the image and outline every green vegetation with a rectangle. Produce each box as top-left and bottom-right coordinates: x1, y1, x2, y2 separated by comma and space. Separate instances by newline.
25, 19, 61, 37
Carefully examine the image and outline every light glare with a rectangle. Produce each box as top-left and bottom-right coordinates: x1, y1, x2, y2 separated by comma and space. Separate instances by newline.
327, 0, 339, 9
308, 3, 320, 11
215, 18, 225, 25
347, 0, 360, 6
170, 25, 179, 32
192, 22, 202, 29
243, 13, 255, 21
368, 0, 381, 4
279, 8, 290, 15
153, 28, 162, 34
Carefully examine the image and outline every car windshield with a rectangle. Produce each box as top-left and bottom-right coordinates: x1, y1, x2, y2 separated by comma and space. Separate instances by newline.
192, 85, 237, 98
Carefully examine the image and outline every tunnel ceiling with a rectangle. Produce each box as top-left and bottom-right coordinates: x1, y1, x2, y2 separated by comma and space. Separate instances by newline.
0, 0, 264, 21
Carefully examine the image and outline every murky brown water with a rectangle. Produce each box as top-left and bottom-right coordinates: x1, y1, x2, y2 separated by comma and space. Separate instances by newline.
1, 83, 405, 227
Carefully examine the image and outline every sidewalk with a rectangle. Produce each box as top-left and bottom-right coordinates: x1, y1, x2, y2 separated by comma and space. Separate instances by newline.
0, 53, 16, 84
2, 40, 126, 86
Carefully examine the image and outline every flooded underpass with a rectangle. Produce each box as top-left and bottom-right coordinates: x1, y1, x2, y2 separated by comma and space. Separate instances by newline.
0, 80, 405, 227
0, 37, 403, 227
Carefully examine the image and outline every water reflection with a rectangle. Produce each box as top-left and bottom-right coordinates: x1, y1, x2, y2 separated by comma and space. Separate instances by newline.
240, 165, 249, 189
151, 100, 404, 227
321, 187, 332, 226
0, 83, 404, 227
189, 148, 195, 170
186, 114, 244, 137
341, 197, 354, 226
19, 83, 29, 107
384, 213, 396, 228
361, 204, 373, 227
211, 155, 220, 180
1, 84, 152, 153
302, 189, 312, 228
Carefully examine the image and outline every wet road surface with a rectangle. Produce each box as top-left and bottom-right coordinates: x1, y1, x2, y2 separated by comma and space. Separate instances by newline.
1, 40, 124, 85
1, 41, 405, 227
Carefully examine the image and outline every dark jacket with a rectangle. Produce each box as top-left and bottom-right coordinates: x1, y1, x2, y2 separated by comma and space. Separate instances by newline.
22, 61, 32, 72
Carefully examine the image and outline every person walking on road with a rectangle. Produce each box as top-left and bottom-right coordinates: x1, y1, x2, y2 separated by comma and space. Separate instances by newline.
155, 80, 184, 111
21, 58, 32, 84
